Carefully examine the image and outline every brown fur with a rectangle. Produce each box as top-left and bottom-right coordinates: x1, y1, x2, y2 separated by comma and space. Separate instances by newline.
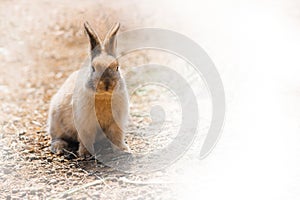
48, 22, 129, 157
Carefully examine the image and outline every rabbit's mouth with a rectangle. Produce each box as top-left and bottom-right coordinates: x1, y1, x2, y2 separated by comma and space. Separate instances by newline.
95, 79, 116, 93
95, 90, 113, 95
95, 85, 115, 95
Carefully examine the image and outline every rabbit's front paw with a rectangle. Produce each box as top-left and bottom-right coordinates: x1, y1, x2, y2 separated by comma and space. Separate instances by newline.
117, 143, 131, 153
50, 139, 68, 155
78, 143, 91, 158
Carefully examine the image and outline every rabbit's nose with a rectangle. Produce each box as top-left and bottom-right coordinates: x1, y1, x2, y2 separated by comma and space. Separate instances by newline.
104, 79, 110, 91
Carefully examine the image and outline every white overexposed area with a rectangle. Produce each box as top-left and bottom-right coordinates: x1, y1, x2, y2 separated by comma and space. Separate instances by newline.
128, 0, 300, 199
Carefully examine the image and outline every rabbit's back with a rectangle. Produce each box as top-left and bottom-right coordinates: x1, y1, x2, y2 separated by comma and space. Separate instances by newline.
48, 71, 79, 142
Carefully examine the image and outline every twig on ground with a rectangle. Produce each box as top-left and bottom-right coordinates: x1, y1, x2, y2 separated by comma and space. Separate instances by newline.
62, 148, 78, 158
77, 166, 113, 189
53, 179, 106, 199
119, 177, 174, 185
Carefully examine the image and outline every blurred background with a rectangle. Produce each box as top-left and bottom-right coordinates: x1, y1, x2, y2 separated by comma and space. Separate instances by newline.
0, 0, 300, 199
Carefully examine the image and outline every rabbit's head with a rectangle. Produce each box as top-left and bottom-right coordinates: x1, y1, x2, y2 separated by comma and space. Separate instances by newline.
84, 22, 122, 94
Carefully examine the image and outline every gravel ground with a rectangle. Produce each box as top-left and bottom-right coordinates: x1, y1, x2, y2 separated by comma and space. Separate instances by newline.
0, 1, 208, 199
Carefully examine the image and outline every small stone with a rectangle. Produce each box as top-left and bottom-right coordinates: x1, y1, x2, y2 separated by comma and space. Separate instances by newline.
29, 156, 37, 161
111, 178, 117, 182
66, 171, 72, 176
29, 189, 36, 195
19, 192, 26, 197
49, 179, 58, 185
3, 147, 10, 152
47, 158, 52, 162
3, 168, 11, 174
12, 189, 19, 194
18, 130, 26, 136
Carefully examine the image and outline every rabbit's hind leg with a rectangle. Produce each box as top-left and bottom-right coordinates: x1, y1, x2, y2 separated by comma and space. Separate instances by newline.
48, 115, 78, 155
50, 138, 68, 154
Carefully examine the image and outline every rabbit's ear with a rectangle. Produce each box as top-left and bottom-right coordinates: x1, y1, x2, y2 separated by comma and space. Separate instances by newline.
84, 22, 102, 56
103, 22, 120, 56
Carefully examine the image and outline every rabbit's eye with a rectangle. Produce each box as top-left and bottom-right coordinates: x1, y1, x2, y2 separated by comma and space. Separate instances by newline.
109, 60, 119, 71
91, 66, 95, 72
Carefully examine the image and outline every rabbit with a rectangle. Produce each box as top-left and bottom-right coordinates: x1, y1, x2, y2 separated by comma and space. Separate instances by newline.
47, 21, 130, 157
